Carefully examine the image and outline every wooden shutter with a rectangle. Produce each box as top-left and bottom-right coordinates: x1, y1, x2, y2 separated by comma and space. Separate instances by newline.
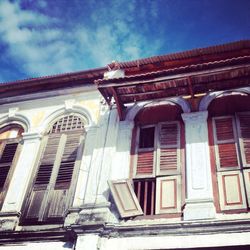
25, 133, 61, 220
47, 130, 84, 219
217, 171, 247, 210
156, 122, 181, 176
243, 169, 250, 208
135, 126, 155, 178
108, 179, 143, 218
0, 142, 18, 191
0, 141, 19, 207
237, 112, 250, 167
155, 175, 181, 214
213, 116, 239, 171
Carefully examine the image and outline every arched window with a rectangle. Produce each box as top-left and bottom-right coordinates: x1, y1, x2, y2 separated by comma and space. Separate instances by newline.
0, 124, 24, 208
109, 104, 185, 218
208, 94, 250, 212
23, 114, 86, 223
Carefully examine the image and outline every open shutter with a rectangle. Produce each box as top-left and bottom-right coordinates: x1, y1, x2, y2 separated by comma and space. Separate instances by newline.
237, 112, 250, 167
217, 171, 247, 210
155, 175, 181, 214
157, 122, 180, 176
47, 130, 84, 219
108, 179, 143, 218
243, 169, 250, 208
25, 133, 61, 220
135, 126, 156, 178
213, 116, 240, 171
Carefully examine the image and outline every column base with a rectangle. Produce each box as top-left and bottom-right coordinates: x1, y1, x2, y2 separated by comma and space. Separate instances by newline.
183, 199, 216, 221
0, 212, 20, 231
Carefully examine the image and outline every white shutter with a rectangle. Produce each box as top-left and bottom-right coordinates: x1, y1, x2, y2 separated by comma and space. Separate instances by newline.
217, 171, 247, 210
108, 179, 143, 218
243, 169, 250, 208
155, 175, 181, 214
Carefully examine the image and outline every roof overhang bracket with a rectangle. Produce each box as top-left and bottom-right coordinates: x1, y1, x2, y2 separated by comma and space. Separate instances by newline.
110, 87, 125, 120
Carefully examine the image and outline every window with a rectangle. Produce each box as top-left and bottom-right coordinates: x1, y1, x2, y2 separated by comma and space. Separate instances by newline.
212, 112, 250, 211
109, 120, 183, 218
133, 121, 182, 216
0, 125, 23, 209
22, 115, 86, 223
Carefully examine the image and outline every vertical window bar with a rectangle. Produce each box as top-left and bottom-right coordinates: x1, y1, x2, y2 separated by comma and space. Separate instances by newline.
151, 181, 155, 215
137, 181, 141, 205
144, 181, 148, 214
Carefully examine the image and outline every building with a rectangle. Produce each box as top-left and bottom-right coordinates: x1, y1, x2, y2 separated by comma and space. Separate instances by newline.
0, 40, 250, 249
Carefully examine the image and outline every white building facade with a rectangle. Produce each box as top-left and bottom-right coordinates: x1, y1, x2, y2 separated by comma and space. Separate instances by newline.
0, 40, 250, 249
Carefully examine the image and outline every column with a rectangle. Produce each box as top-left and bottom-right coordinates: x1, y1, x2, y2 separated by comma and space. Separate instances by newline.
0, 132, 41, 230
74, 108, 119, 224
111, 120, 134, 180
72, 126, 98, 208
182, 111, 216, 220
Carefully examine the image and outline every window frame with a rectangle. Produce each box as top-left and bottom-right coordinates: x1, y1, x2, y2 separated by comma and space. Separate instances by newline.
21, 114, 86, 224
212, 112, 250, 212
0, 125, 23, 209
132, 120, 183, 216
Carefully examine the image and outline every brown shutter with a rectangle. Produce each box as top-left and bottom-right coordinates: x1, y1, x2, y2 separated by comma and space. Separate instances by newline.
47, 131, 83, 219
156, 122, 180, 176
237, 112, 250, 167
217, 171, 247, 210
155, 175, 181, 214
0, 142, 18, 191
135, 126, 155, 178
213, 116, 239, 171
243, 169, 250, 208
25, 133, 61, 220
0, 141, 18, 207
108, 179, 143, 218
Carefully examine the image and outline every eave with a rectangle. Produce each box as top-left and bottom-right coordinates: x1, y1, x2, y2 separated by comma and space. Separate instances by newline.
96, 55, 250, 120
0, 67, 106, 100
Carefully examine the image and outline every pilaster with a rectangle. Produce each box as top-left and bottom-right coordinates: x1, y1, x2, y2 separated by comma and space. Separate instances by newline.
0, 132, 42, 230
111, 120, 134, 180
181, 111, 216, 220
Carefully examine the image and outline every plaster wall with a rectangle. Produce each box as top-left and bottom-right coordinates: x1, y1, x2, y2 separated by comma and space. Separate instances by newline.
0, 241, 73, 250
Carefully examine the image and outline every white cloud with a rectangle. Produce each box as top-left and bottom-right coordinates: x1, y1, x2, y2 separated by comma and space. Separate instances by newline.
0, 0, 163, 80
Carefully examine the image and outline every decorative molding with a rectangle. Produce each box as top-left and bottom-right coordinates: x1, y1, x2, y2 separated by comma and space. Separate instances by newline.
182, 111, 208, 124
8, 107, 19, 118
126, 97, 191, 121
22, 132, 42, 141
40, 105, 95, 134
199, 87, 250, 111
0, 113, 30, 132
64, 99, 76, 111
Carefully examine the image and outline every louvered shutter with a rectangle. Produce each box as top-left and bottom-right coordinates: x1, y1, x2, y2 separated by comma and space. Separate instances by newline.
155, 175, 181, 214
0, 141, 19, 208
25, 133, 61, 220
47, 130, 84, 219
156, 122, 181, 176
135, 126, 155, 178
213, 116, 239, 171
237, 112, 250, 167
0, 142, 18, 191
217, 171, 247, 210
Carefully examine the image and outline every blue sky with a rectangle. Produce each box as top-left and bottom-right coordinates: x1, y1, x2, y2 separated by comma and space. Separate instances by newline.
0, 0, 249, 82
